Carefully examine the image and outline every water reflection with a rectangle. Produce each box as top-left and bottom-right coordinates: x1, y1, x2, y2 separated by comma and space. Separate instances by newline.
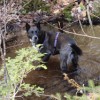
1, 25, 100, 100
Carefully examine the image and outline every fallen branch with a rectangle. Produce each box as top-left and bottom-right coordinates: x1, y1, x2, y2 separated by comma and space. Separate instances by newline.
47, 22, 100, 40
63, 73, 83, 95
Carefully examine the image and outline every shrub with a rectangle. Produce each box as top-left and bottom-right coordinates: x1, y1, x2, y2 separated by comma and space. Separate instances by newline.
0, 46, 47, 100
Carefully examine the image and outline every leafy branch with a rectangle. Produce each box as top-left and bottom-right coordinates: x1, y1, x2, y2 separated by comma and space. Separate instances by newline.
0, 46, 46, 100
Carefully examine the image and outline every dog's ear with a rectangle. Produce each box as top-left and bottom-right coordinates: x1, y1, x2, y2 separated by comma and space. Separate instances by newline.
36, 21, 41, 31
33, 19, 41, 31
25, 23, 30, 32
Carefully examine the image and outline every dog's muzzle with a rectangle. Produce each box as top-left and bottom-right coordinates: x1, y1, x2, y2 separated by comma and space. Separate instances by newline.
31, 35, 38, 47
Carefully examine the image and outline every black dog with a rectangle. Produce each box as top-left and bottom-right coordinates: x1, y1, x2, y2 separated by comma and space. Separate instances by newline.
25, 22, 82, 73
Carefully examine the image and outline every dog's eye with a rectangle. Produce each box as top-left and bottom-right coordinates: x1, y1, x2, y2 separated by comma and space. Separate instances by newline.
31, 31, 34, 34
35, 31, 37, 33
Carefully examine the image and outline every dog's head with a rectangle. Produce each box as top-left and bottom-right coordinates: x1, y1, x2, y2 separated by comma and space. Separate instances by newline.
25, 22, 41, 46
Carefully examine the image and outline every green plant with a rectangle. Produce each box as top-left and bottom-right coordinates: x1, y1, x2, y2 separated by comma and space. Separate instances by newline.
93, 0, 100, 17
47, 80, 100, 100
62, 4, 73, 22
64, 80, 100, 100
0, 46, 46, 100
21, 0, 50, 14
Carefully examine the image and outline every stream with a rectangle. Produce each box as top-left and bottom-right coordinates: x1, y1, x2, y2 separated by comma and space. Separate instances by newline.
2, 24, 100, 100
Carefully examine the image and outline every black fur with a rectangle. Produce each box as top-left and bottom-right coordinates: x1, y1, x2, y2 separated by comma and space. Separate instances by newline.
71, 44, 82, 55
26, 23, 30, 32
25, 22, 82, 73
81, 18, 100, 25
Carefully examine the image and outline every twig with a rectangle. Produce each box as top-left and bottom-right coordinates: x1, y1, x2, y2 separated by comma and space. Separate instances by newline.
63, 73, 81, 90
90, 13, 100, 20
85, 0, 95, 36
47, 22, 100, 40
23, 0, 32, 8
2, 0, 7, 85
78, 18, 87, 35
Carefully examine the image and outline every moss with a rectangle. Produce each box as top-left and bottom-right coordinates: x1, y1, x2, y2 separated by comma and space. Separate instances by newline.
93, 1, 100, 17
21, 0, 50, 14
62, 4, 73, 22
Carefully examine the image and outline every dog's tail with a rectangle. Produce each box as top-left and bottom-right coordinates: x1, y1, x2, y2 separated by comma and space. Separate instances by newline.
71, 44, 82, 56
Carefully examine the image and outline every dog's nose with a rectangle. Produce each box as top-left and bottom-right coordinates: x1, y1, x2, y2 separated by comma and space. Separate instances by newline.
34, 36, 38, 40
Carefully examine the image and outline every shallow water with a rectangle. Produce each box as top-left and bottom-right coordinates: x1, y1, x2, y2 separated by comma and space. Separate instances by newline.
2, 25, 100, 100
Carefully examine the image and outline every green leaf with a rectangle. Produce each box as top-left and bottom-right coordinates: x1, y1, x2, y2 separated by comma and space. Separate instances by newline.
88, 80, 95, 88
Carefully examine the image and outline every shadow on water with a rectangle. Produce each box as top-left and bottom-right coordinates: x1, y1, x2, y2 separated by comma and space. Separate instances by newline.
1, 25, 100, 100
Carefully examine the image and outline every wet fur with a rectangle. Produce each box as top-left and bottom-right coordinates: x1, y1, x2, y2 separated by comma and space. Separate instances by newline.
25, 22, 82, 73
